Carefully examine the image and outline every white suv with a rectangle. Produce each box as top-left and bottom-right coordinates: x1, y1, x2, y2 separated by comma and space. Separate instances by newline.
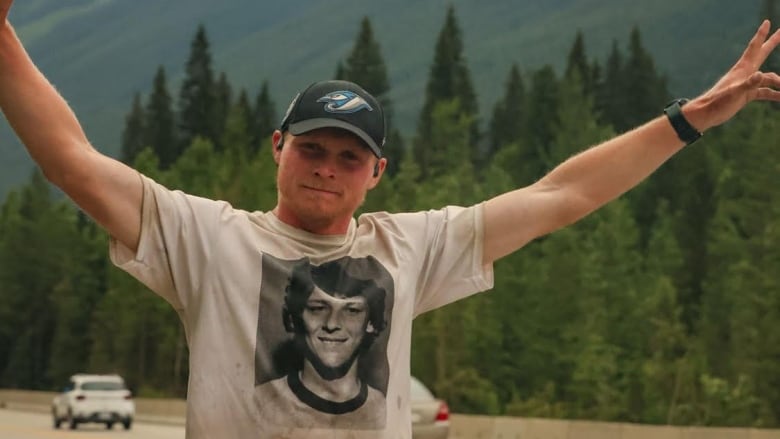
52, 374, 135, 430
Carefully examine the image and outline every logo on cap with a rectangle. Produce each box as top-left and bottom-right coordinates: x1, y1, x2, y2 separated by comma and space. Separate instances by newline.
317, 91, 373, 114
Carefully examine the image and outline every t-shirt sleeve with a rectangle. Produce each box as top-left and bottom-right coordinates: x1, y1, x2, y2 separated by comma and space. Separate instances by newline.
109, 175, 228, 311
401, 203, 494, 316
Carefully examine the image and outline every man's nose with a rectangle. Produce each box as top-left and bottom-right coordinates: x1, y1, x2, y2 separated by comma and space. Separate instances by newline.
313, 158, 336, 179
323, 310, 341, 331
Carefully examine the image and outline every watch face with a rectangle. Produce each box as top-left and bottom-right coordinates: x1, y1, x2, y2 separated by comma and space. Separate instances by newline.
665, 98, 688, 109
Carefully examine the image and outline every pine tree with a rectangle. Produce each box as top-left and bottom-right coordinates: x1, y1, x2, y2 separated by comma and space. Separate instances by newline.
213, 72, 233, 149
701, 105, 780, 424
525, 65, 560, 180
217, 102, 253, 205
596, 40, 627, 131
635, 201, 692, 423
546, 71, 613, 169
388, 151, 421, 212
252, 80, 277, 153
178, 24, 218, 153
415, 6, 479, 178
425, 99, 476, 180
145, 66, 177, 169
622, 27, 670, 130
342, 17, 390, 99
0, 171, 77, 389
488, 64, 526, 158
235, 89, 255, 151
120, 93, 146, 164
569, 200, 645, 421
338, 16, 405, 176
565, 31, 597, 97
47, 218, 107, 388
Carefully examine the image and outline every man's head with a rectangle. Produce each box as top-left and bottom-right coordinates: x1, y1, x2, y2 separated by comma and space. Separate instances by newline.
283, 258, 387, 379
271, 80, 388, 234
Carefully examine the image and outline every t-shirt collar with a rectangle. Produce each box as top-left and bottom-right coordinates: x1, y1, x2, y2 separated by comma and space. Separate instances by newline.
264, 211, 356, 247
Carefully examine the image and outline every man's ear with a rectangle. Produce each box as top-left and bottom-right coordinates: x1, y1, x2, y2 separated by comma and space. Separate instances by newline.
367, 158, 387, 189
272, 130, 284, 164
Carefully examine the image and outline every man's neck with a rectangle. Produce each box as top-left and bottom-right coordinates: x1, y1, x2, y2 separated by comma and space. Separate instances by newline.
272, 205, 352, 235
299, 362, 361, 403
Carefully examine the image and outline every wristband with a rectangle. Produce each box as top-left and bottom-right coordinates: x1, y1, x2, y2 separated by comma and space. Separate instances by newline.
663, 98, 702, 145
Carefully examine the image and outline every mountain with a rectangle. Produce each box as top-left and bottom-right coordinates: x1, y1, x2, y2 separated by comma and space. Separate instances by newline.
0, 0, 764, 197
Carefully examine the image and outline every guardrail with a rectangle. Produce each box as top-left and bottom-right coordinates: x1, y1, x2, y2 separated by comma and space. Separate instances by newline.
3, 389, 780, 438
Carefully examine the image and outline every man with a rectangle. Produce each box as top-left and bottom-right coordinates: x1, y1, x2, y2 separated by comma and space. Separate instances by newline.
1, 0, 780, 436
254, 256, 391, 429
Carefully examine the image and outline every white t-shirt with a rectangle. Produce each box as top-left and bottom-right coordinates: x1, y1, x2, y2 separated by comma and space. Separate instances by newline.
110, 176, 494, 439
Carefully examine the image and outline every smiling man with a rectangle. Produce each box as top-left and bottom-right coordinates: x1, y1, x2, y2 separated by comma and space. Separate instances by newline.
3, 0, 780, 437
254, 256, 390, 430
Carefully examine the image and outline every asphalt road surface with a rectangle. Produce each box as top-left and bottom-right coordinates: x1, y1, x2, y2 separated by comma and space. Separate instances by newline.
0, 409, 184, 439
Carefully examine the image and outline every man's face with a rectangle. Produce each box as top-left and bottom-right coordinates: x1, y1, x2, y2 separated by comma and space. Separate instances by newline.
273, 128, 385, 234
301, 286, 375, 370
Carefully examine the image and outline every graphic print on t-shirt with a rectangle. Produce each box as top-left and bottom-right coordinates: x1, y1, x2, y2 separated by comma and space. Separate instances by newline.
254, 254, 394, 430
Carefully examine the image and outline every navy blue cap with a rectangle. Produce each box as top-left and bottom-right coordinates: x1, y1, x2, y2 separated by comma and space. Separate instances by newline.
280, 80, 386, 157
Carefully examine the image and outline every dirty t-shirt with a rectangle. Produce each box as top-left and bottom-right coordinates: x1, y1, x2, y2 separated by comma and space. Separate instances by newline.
110, 175, 494, 438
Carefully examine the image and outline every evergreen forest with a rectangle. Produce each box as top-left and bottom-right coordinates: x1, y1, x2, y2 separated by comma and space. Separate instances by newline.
1, 5, 779, 427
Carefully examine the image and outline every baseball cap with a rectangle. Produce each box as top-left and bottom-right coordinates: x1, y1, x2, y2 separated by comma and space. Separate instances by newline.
280, 80, 386, 157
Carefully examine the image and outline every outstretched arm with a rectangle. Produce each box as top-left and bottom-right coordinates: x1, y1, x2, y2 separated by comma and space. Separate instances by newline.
483, 20, 780, 264
0, 1, 143, 251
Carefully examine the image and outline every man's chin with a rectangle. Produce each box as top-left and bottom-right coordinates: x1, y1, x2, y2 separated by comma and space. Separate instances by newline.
304, 347, 359, 381
311, 358, 354, 380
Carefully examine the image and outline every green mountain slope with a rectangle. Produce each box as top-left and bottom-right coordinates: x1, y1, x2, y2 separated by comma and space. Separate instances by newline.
0, 0, 763, 197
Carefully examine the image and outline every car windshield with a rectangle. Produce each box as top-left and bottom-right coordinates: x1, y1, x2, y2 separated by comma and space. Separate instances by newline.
410, 377, 434, 400
81, 381, 126, 391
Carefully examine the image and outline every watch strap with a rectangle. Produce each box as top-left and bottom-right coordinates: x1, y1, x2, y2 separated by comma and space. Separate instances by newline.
664, 98, 702, 145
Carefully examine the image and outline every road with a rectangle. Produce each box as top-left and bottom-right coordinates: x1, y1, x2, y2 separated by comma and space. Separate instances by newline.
0, 409, 184, 439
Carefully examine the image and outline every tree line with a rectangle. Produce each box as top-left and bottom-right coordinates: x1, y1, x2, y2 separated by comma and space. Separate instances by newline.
0, 3, 779, 427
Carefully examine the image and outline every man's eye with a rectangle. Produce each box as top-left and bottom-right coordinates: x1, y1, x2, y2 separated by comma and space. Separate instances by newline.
341, 152, 361, 163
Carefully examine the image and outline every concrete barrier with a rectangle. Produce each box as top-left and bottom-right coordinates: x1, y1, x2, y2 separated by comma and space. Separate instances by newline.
449, 414, 780, 439
3, 389, 780, 437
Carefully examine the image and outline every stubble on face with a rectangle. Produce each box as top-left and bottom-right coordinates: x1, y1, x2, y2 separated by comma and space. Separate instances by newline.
272, 129, 379, 234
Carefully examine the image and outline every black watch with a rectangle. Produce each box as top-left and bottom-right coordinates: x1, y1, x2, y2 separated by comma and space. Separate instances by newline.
664, 98, 702, 145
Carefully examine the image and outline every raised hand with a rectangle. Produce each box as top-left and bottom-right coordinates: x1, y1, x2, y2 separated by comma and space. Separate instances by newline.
691, 20, 780, 131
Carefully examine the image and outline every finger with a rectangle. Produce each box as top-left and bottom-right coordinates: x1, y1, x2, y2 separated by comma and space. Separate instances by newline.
758, 27, 780, 65
754, 87, 780, 102
749, 71, 780, 89
761, 71, 780, 85
740, 20, 772, 68
744, 71, 780, 101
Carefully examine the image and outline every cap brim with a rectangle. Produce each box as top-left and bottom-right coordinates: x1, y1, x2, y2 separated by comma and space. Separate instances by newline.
288, 119, 382, 157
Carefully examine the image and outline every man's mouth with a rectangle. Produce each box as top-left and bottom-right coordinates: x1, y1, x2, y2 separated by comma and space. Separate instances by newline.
318, 336, 347, 344
302, 185, 339, 195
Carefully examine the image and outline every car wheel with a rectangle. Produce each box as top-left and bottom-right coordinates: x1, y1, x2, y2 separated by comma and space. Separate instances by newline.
122, 418, 132, 430
51, 408, 61, 429
106, 421, 114, 429
67, 409, 78, 430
